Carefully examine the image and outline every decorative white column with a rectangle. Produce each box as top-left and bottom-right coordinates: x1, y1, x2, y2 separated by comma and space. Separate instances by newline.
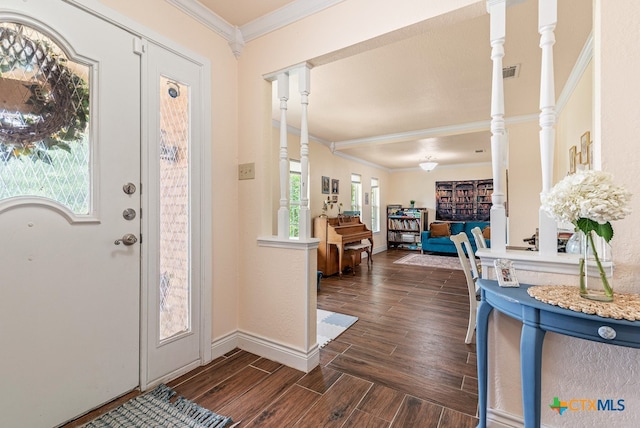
537, 0, 558, 256
487, 0, 507, 253
298, 65, 312, 240
277, 73, 290, 239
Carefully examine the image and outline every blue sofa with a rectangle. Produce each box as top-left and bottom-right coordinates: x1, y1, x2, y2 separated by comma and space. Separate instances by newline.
421, 221, 490, 254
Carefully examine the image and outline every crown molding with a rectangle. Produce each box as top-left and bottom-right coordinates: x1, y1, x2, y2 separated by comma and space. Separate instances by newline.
332, 150, 390, 172
332, 114, 539, 150
166, 0, 245, 57
390, 161, 492, 173
333, 120, 490, 149
241, 0, 345, 42
168, 0, 345, 57
166, 0, 234, 40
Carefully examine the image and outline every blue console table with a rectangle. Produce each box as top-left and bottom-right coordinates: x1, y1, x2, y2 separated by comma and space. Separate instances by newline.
476, 279, 640, 428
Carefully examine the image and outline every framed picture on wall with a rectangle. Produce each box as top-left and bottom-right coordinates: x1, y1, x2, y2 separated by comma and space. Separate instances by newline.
581, 131, 590, 165
321, 176, 330, 194
331, 179, 339, 194
569, 145, 577, 174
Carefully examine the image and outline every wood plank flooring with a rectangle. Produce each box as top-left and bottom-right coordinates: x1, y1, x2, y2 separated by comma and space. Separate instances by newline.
63, 249, 478, 427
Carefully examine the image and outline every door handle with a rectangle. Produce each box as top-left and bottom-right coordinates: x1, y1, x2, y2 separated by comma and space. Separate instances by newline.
114, 233, 138, 246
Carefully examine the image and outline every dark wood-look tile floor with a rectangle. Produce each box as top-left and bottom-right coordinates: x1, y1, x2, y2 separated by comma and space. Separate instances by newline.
63, 250, 478, 427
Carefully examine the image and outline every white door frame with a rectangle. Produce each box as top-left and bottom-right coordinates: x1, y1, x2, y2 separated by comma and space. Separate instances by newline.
65, 0, 213, 391
140, 39, 211, 388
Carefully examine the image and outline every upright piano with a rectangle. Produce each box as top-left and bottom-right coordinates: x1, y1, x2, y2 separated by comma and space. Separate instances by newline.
314, 216, 373, 276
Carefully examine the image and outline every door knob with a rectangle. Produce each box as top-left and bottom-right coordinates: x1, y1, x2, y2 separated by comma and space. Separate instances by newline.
114, 233, 138, 246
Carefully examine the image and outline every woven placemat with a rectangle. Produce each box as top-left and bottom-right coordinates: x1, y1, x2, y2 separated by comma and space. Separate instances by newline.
527, 285, 640, 321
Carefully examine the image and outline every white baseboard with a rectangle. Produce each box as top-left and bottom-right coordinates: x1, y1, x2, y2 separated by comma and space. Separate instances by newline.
487, 408, 553, 428
210, 330, 240, 359
487, 408, 523, 428
211, 330, 320, 373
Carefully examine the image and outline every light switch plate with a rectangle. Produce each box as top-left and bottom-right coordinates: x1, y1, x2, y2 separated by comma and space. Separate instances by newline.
238, 162, 255, 180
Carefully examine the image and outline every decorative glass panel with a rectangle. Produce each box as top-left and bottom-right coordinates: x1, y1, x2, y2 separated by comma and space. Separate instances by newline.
0, 23, 90, 214
159, 77, 190, 341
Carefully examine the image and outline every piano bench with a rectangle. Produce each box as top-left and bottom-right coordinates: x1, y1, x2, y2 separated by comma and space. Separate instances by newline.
343, 242, 372, 275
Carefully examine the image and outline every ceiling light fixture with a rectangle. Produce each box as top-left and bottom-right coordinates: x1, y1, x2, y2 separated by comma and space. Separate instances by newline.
419, 161, 438, 171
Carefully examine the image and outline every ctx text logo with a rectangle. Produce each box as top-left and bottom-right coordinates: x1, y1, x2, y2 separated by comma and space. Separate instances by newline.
549, 396, 625, 415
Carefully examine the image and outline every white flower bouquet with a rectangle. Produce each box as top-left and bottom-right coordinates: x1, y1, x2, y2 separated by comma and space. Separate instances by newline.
541, 170, 631, 299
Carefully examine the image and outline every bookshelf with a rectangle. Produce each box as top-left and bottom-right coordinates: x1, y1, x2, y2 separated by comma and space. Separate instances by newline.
387, 206, 428, 250
436, 179, 493, 221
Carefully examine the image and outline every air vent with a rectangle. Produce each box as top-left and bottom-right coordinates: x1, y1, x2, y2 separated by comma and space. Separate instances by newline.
502, 64, 520, 79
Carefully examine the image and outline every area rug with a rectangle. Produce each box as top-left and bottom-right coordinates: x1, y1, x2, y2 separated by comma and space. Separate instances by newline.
393, 253, 462, 271
85, 384, 236, 427
317, 309, 358, 348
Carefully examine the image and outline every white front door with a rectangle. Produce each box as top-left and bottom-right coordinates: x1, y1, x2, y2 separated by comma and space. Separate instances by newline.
0, 2, 140, 427
142, 42, 205, 386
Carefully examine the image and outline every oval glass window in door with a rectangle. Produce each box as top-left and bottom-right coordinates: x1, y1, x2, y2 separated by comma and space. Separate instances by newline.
0, 22, 90, 214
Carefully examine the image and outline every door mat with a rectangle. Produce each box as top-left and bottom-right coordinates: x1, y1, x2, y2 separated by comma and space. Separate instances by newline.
84, 384, 237, 427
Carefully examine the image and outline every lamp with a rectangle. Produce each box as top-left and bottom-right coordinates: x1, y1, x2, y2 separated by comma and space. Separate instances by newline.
419, 161, 438, 171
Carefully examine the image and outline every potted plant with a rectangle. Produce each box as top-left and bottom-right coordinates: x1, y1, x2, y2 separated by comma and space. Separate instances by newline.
410, 200, 415, 208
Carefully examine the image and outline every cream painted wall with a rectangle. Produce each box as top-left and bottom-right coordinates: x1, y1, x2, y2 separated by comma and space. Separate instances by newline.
388, 165, 492, 227
90, 2, 640, 422
237, 0, 484, 352
242, 245, 316, 349
506, 121, 544, 244
488, 2, 640, 427
308, 145, 391, 250
388, 133, 541, 248
596, 0, 640, 292
272, 127, 391, 252
556, 61, 594, 182
97, 0, 240, 340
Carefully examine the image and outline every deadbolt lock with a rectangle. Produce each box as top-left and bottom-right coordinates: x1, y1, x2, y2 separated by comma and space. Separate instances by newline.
123, 182, 137, 195
122, 208, 136, 220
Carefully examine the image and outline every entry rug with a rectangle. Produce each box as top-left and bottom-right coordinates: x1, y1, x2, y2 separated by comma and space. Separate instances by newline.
85, 384, 236, 428
393, 253, 462, 271
317, 309, 358, 348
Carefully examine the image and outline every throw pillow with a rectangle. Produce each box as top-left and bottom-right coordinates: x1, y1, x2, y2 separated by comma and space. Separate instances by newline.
482, 226, 491, 239
430, 223, 451, 238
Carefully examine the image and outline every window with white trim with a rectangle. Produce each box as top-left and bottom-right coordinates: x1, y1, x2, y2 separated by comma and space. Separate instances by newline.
289, 159, 301, 238
351, 173, 362, 218
371, 177, 380, 232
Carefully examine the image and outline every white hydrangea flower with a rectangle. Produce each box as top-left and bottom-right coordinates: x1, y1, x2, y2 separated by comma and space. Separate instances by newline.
541, 170, 631, 225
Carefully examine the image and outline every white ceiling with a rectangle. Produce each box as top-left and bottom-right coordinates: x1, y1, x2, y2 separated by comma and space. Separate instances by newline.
196, 0, 592, 171
198, 0, 296, 27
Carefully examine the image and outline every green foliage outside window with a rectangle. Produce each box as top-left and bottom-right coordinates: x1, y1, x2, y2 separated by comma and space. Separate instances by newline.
289, 171, 301, 238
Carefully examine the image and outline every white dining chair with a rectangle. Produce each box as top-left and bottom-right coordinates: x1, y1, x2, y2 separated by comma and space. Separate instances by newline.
450, 232, 480, 344
471, 226, 487, 250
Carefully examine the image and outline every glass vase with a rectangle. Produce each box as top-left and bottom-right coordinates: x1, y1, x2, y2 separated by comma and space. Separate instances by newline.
579, 230, 614, 302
